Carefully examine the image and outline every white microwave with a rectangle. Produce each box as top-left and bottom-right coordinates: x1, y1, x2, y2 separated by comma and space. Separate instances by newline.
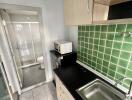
54, 41, 72, 54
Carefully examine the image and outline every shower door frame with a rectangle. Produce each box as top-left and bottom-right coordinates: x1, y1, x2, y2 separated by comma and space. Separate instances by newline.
12, 22, 40, 67
0, 3, 47, 94
0, 59, 14, 100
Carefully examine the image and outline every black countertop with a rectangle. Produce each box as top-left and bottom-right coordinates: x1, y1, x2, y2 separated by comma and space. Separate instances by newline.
54, 63, 98, 100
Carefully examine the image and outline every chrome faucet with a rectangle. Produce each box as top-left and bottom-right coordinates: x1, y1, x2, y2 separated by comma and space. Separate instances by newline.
115, 77, 132, 100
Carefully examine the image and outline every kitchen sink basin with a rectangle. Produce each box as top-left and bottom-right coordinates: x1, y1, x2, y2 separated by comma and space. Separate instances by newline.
76, 79, 126, 100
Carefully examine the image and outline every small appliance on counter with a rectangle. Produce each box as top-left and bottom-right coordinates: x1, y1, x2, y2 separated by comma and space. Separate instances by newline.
54, 40, 72, 54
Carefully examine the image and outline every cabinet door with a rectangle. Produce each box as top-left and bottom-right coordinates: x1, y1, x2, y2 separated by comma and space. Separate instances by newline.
64, 0, 93, 25
95, 0, 110, 5
93, 3, 109, 22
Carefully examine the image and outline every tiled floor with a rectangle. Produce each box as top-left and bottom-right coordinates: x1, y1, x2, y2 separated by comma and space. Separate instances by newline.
19, 82, 58, 100
22, 65, 46, 88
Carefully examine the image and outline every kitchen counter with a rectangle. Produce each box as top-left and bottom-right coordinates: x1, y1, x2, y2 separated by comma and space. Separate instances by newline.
54, 63, 98, 100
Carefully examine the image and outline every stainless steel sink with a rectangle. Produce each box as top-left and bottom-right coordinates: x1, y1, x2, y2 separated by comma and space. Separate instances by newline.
76, 79, 126, 100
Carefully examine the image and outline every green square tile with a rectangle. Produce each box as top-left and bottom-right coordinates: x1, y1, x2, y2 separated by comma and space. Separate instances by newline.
108, 70, 115, 77
93, 44, 98, 50
78, 32, 81, 36
89, 44, 93, 49
90, 32, 94, 37
123, 83, 130, 89
80, 47, 84, 52
116, 24, 126, 32
108, 24, 116, 32
90, 26, 95, 31
86, 61, 91, 66
82, 26, 86, 31
117, 67, 126, 75
96, 64, 102, 70
93, 50, 98, 56
107, 34, 114, 40
101, 25, 108, 32
84, 61, 88, 65
95, 32, 100, 38
94, 45, 98, 50
110, 56, 118, 64
102, 67, 108, 73
104, 54, 110, 61
124, 80, 131, 86
88, 49, 92, 54
84, 57, 87, 62
78, 37, 81, 41
112, 49, 120, 57
103, 60, 109, 67
81, 37, 84, 41
122, 43, 132, 52
100, 33, 107, 39
115, 73, 124, 80
109, 63, 116, 70
106, 40, 113, 48
126, 70, 132, 78
84, 47, 87, 52
94, 39, 99, 45
113, 42, 122, 49
102, 72, 107, 76
92, 56, 97, 62
128, 62, 132, 70
99, 46, 104, 52
99, 40, 105, 46
119, 59, 128, 68
78, 26, 82, 31
114, 33, 123, 41
85, 32, 89, 37
82, 32, 85, 36
91, 61, 96, 66
89, 38, 93, 44
81, 42, 84, 46
124, 37, 132, 43
120, 51, 130, 60
98, 52, 103, 58
97, 58, 102, 65
85, 38, 89, 42
86, 26, 89, 31
107, 75, 114, 80
105, 48, 111, 54
88, 55, 92, 60
126, 24, 132, 32
95, 25, 101, 31
86, 42, 89, 49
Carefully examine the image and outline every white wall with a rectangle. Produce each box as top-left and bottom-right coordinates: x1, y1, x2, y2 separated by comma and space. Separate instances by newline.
0, 0, 65, 92
65, 26, 78, 51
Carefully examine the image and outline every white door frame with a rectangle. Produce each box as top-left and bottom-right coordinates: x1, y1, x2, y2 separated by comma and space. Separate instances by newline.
0, 3, 47, 94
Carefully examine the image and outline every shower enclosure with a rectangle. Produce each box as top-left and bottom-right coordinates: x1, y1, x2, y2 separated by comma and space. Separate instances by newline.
0, 58, 12, 100
0, 8, 46, 90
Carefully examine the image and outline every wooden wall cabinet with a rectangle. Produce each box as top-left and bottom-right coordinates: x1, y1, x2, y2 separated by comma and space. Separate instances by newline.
55, 74, 75, 100
95, 0, 110, 5
93, 3, 109, 22
64, 0, 93, 25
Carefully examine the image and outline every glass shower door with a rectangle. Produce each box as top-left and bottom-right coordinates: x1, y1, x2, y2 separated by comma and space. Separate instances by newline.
13, 23, 36, 66
0, 63, 11, 100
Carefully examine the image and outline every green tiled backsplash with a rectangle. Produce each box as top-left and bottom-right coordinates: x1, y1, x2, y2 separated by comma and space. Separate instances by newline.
77, 24, 132, 89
